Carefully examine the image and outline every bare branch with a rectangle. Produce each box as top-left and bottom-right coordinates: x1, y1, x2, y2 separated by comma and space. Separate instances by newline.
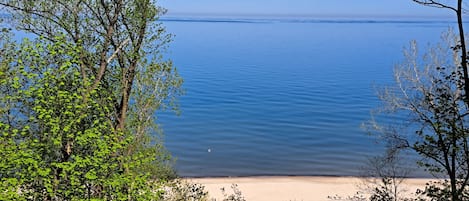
106, 38, 130, 64
412, 0, 458, 12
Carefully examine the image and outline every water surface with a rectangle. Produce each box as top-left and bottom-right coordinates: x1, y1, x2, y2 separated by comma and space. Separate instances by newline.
158, 17, 453, 177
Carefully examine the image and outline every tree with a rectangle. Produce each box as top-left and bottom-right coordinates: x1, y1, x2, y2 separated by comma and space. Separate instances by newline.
369, 31, 469, 201
366, 1, 469, 200
0, 0, 183, 133
362, 153, 412, 201
412, 0, 469, 106
0, 0, 182, 199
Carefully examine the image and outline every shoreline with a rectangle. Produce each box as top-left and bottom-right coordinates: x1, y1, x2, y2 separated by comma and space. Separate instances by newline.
182, 174, 435, 179
185, 176, 434, 201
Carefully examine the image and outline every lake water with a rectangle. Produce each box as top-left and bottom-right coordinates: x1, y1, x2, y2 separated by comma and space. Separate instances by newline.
158, 17, 455, 177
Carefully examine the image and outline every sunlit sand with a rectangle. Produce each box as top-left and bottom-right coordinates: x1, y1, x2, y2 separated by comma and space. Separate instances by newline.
188, 176, 432, 201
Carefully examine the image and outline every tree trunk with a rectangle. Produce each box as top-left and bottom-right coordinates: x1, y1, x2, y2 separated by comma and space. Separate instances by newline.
456, 0, 469, 107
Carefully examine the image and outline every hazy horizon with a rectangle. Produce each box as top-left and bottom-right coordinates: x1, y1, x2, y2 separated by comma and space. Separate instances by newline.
160, 0, 457, 19
162, 12, 456, 20
163, 11, 455, 19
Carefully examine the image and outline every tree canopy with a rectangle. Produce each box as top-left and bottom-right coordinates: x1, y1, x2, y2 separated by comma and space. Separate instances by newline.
0, 0, 182, 199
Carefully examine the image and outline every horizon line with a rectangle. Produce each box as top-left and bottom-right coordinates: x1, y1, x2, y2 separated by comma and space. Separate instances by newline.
163, 11, 455, 19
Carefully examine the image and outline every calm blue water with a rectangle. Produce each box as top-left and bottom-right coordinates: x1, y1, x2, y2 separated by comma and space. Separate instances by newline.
158, 17, 454, 177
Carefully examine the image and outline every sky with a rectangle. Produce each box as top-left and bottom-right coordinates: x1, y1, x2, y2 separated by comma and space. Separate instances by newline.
159, 0, 456, 18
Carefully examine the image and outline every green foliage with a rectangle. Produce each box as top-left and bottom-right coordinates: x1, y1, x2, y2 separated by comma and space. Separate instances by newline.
0, 0, 183, 199
0, 0, 184, 141
218, 184, 246, 201
369, 178, 401, 201
159, 180, 247, 201
415, 180, 469, 201
163, 180, 209, 201
365, 29, 469, 200
0, 33, 169, 200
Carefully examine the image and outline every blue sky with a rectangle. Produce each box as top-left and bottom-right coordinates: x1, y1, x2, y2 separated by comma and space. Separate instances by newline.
159, 0, 454, 18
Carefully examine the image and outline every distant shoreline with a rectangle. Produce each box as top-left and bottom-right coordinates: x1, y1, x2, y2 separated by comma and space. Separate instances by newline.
160, 16, 460, 24
160, 13, 461, 24
162, 12, 454, 19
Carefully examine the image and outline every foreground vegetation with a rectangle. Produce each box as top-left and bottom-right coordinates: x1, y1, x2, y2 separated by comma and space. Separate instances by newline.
360, 0, 469, 200
0, 1, 246, 200
0, 0, 182, 199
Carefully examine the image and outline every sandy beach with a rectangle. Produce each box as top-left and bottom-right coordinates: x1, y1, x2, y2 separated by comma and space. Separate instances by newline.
188, 176, 432, 201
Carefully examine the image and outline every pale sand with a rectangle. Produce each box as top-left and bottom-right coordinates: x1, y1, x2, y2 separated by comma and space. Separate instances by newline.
188, 176, 433, 201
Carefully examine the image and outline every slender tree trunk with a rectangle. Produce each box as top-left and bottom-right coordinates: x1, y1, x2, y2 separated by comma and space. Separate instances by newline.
451, 176, 458, 201
451, 153, 458, 200
457, 0, 469, 107
455, 1, 468, 200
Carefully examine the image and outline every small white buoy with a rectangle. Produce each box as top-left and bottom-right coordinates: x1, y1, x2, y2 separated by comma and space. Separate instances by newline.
207, 148, 211, 153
